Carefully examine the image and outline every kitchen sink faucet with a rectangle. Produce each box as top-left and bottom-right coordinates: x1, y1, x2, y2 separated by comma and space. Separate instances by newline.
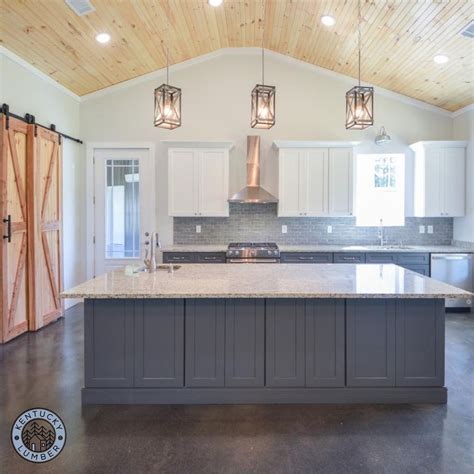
378, 219, 385, 247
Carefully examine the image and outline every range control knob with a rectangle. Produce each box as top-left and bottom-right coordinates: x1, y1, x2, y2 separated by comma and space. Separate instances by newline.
267, 250, 272, 255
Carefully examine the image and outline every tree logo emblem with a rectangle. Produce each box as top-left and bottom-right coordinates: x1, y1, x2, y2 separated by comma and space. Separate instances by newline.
11, 408, 66, 463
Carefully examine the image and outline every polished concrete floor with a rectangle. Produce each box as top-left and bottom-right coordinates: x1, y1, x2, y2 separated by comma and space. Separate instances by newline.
0, 304, 473, 474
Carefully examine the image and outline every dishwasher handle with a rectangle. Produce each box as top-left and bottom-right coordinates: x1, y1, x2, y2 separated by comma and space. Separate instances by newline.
431, 254, 471, 260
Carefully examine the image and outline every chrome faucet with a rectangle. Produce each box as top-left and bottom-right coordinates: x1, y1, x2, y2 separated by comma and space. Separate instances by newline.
378, 219, 385, 247
143, 232, 161, 272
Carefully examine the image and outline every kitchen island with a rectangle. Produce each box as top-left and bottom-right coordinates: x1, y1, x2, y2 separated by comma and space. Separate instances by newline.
62, 264, 472, 405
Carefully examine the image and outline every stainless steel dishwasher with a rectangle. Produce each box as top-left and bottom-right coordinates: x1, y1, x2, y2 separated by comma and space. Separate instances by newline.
431, 254, 473, 310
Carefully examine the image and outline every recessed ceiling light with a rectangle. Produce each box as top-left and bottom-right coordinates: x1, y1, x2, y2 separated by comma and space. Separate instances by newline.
208, 0, 223, 6
433, 54, 449, 64
321, 15, 336, 26
96, 33, 111, 44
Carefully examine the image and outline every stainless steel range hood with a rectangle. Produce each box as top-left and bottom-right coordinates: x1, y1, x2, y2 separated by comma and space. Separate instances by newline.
228, 136, 278, 204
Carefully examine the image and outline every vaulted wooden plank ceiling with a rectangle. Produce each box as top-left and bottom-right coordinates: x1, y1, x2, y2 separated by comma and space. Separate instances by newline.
1, 0, 472, 111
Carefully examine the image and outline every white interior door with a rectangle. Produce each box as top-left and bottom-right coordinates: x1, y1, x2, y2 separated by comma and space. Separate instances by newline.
93, 148, 154, 276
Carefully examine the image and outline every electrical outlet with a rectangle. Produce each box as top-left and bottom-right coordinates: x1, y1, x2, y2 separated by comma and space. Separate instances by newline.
282, 225, 287, 234
419, 225, 425, 234
427, 225, 433, 234
196, 225, 201, 234
327, 225, 333, 234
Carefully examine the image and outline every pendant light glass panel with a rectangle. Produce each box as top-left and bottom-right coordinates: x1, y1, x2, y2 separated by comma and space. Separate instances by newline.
154, 83, 181, 129
345, 85, 373, 130
251, 84, 275, 129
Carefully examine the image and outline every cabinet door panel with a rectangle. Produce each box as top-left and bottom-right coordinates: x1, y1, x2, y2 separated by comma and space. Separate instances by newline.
185, 299, 225, 387
168, 149, 198, 216
328, 148, 352, 216
225, 300, 264, 387
305, 300, 345, 387
442, 148, 465, 216
304, 149, 328, 216
346, 300, 396, 387
266, 299, 305, 387
278, 150, 301, 216
84, 300, 134, 388
424, 149, 443, 216
396, 299, 444, 387
135, 300, 184, 387
199, 150, 229, 216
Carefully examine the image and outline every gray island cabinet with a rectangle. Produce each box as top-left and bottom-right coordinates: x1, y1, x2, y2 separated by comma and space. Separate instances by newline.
62, 264, 472, 405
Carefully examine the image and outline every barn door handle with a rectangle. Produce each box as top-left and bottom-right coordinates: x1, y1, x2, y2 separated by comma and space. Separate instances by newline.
3, 215, 11, 242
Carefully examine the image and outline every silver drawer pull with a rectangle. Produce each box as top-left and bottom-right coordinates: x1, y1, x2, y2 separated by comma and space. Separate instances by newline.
298, 256, 314, 260
343, 257, 356, 260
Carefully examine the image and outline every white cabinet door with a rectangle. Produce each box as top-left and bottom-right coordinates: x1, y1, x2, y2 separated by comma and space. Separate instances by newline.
198, 150, 229, 216
424, 149, 443, 217
278, 149, 302, 216
303, 149, 328, 216
328, 148, 353, 215
442, 148, 465, 216
168, 149, 198, 216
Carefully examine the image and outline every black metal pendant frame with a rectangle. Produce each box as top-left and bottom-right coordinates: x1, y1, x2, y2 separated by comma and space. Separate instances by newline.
251, 84, 276, 129
345, 85, 374, 130
154, 83, 182, 130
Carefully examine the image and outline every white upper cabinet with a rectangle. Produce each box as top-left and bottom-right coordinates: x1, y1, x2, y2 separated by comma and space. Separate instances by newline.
168, 142, 232, 217
328, 148, 353, 216
411, 141, 467, 217
275, 142, 354, 217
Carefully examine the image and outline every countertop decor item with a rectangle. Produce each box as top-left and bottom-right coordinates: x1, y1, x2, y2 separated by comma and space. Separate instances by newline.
251, 0, 275, 129
154, 1, 181, 130
346, 0, 374, 130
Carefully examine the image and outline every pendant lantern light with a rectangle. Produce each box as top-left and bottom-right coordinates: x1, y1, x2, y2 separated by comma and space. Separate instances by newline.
251, 0, 275, 129
345, 0, 374, 130
154, 2, 181, 129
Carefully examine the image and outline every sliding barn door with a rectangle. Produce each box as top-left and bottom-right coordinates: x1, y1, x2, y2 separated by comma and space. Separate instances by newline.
29, 126, 63, 330
0, 116, 30, 342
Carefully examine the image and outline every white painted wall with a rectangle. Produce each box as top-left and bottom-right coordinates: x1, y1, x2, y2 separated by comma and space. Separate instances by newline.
80, 50, 455, 248
453, 109, 474, 243
1, 50, 85, 307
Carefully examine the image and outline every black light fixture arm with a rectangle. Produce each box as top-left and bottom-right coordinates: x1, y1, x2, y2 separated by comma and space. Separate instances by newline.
0, 103, 83, 144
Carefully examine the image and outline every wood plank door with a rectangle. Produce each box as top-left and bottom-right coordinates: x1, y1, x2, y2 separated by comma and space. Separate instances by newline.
29, 126, 63, 330
0, 116, 30, 342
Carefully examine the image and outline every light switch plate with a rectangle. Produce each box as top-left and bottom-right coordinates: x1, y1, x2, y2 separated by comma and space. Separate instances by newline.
427, 225, 433, 234
327, 225, 333, 234
282, 225, 288, 234
419, 225, 425, 234
196, 225, 201, 234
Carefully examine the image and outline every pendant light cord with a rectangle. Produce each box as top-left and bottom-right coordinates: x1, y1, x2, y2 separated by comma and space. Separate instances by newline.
358, 0, 361, 87
166, 0, 170, 85
262, 0, 265, 85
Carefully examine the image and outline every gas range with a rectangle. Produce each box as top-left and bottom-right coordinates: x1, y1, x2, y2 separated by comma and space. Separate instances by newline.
226, 242, 280, 263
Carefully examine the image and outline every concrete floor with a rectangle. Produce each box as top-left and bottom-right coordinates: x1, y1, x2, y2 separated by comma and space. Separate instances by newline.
0, 304, 473, 474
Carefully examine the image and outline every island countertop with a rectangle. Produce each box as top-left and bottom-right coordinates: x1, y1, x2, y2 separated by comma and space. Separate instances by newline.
61, 263, 473, 299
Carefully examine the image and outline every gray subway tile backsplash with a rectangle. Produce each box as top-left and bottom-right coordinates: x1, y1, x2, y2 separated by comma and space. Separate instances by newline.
174, 203, 453, 245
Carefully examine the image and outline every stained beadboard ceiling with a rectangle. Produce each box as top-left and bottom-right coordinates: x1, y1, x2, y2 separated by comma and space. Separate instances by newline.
1, 0, 473, 111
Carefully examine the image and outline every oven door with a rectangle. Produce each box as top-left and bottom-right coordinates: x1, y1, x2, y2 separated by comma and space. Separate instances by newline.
226, 258, 280, 263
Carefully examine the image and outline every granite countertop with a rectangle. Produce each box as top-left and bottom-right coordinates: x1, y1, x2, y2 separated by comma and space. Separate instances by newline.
161, 244, 473, 253
61, 264, 473, 300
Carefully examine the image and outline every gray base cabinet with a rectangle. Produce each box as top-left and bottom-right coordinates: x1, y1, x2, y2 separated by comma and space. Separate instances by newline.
305, 300, 345, 387
346, 300, 396, 387
266, 299, 305, 387
84, 300, 134, 388
225, 300, 265, 387
134, 300, 184, 387
396, 299, 444, 386
185, 299, 225, 387
83, 297, 447, 404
